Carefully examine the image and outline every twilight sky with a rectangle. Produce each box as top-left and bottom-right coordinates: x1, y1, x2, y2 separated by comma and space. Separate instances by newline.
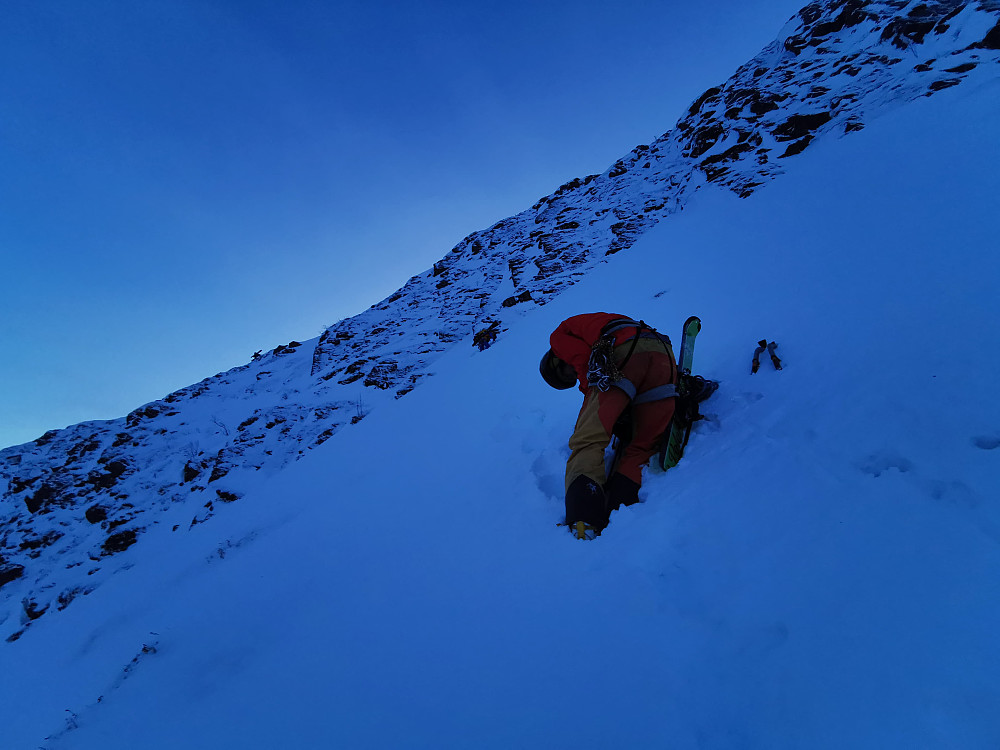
0, 0, 804, 449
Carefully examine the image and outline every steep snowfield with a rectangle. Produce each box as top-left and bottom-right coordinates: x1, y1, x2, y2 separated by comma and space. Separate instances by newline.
4, 72, 999, 750
7, 0, 1000, 639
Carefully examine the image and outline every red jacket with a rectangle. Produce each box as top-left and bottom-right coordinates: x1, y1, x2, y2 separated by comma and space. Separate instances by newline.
549, 313, 641, 394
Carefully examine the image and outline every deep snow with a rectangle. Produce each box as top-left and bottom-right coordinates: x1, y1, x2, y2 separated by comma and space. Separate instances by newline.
3, 66, 1000, 750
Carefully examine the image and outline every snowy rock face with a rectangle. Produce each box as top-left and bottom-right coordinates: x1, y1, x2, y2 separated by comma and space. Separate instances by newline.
1, 0, 998, 642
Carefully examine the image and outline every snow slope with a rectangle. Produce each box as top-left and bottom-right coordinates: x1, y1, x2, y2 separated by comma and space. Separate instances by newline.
3, 63, 999, 749
5, 0, 1000, 645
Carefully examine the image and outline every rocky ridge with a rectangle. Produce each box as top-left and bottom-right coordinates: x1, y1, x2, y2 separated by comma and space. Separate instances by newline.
2, 0, 998, 642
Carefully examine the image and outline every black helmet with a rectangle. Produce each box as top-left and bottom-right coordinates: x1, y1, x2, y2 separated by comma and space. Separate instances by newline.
539, 349, 577, 390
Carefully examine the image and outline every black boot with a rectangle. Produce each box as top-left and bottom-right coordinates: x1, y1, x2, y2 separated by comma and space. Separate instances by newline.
605, 473, 640, 513
565, 475, 609, 539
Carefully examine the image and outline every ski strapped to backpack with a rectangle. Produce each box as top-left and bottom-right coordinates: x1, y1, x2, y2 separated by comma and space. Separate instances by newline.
660, 316, 718, 471
586, 318, 678, 404
603, 316, 717, 473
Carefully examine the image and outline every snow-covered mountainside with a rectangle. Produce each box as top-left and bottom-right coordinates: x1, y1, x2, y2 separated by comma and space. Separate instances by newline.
4, 59, 999, 750
2, 0, 999, 645
3, 3, 1000, 748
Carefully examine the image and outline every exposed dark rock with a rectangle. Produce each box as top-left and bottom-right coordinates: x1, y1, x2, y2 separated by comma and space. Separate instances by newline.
934, 4, 965, 35
552, 175, 597, 197
813, 0, 872, 37
67, 437, 101, 460
772, 112, 833, 141
749, 92, 783, 116
780, 135, 815, 158
784, 35, 809, 56
343, 359, 368, 376
798, 2, 824, 26
929, 78, 961, 91
112, 432, 133, 448
974, 19, 1000, 49
688, 86, 722, 116
238, 416, 260, 431
209, 460, 231, 483
85, 505, 108, 524
22, 597, 48, 620
608, 160, 628, 178
56, 586, 90, 611
8, 474, 38, 494
315, 428, 337, 444
19, 531, 63, 553
34, 430, 59, 447
0, 564, 25, 590
215, 490, 241, 503
182, 462, 201, 483
365, 362, 399, 390
502, 291, 533, 308
89, 459, 129, 489
686, 123, 726, 158
25, 482, 59, 513
880, 13, 936, 50
102, 529, 138, 555
701, 142, 758, 181
126, 405, 161, 427
944, 62, 976, 74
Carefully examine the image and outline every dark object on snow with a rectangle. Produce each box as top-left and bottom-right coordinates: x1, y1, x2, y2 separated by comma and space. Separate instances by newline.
0, 564, 25, 591
767, 341, 783, 370
85, 504, 108, 524
102, 529, 138, 555
752, 339, 783, 373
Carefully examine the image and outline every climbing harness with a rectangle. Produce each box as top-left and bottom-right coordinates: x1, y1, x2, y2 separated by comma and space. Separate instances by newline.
586, 318, 678, 403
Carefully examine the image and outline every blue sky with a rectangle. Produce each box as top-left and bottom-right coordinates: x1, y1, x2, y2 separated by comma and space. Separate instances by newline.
0, 0, 804, 448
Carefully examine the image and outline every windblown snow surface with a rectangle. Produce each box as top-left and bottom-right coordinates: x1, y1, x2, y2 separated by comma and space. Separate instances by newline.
4, 70, 1000, 750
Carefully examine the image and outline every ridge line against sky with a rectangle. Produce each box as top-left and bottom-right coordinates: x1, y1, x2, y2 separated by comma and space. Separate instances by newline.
1, 0, 805, 449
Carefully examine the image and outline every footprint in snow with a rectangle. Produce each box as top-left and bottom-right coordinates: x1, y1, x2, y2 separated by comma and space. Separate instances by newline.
859, 451, 913, 478
972, 435, 1000, 450
925, 479, 980, 509
531, 453, 565, 502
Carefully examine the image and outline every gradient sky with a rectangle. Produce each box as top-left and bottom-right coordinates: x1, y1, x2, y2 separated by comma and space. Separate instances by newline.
1, 0, 805, 449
